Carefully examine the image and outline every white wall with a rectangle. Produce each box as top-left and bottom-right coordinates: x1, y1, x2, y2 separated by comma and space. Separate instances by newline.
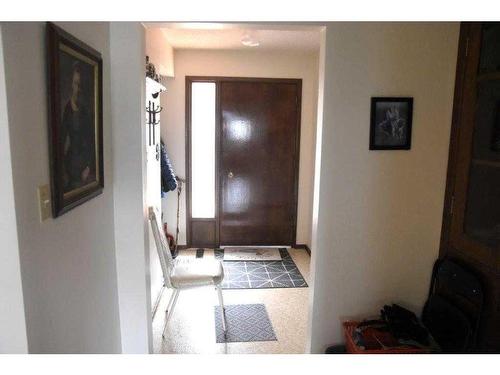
1, 22, 122, 353
146, 82, 164, 312
0, 25, 28, 353
110, 22, 153, 354
161, 48, 319, 247
145, 29, 175, 312
146, 28, 174, 77
308, 22, 459, 352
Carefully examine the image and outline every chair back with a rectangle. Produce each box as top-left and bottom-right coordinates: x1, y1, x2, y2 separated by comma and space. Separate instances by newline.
148, 207, 174, 288
422, 258, 484, 352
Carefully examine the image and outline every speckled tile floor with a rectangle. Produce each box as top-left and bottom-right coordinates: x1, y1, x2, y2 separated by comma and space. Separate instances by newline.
152, 248, 311, 354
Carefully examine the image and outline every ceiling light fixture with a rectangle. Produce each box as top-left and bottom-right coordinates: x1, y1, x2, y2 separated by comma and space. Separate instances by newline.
176, 23, 226, 30
241, 34, 260, 47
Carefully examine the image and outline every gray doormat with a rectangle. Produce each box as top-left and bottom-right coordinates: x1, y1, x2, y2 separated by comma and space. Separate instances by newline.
215, 248, 308, 289
223, 247, 282, 261
214, 304, 277, 343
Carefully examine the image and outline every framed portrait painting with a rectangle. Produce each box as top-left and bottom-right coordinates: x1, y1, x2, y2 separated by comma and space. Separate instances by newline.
369, 97, 413, 150
46, 23, 103, 217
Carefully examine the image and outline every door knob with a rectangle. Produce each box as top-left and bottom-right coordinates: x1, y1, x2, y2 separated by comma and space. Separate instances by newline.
228, 171, 234, 179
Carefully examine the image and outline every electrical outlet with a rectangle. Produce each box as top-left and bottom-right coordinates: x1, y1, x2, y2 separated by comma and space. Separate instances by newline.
37, 184, 51, 222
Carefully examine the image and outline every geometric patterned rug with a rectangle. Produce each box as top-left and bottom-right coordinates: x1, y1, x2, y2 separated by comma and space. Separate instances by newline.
215, 249, 308, 289
214, 304, 277, 343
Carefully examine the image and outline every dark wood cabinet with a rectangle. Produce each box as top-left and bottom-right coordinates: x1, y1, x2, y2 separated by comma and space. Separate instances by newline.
440, 22, 500, 352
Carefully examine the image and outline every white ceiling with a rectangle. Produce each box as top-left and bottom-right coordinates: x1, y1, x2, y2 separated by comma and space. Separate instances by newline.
145, 23, 322, 52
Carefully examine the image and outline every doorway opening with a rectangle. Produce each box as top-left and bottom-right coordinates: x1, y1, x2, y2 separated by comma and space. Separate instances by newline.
186, 77, 301, 248
144, 22, 322, 354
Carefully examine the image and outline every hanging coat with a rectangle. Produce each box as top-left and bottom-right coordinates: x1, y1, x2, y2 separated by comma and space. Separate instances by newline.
160, 140, 177, 197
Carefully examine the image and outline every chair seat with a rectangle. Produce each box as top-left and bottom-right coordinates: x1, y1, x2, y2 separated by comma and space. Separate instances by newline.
170, 258, 224, 289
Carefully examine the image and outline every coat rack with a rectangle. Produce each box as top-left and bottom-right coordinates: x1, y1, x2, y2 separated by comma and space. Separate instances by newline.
147, 100, 162, 146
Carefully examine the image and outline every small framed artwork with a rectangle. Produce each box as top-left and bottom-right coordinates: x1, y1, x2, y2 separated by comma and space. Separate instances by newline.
46, 23, 104, 217
370, 97, 413, 150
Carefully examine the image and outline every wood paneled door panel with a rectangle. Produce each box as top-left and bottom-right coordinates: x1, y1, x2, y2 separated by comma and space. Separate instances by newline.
219, 80, 301, 246
440, 22, 500, 352
186, 77, 301, 247
448, 24, 500, 270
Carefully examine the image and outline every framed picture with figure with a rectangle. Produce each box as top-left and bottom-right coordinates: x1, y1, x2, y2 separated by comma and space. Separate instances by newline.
46, 22, 104, 217
370, 97, 413, 150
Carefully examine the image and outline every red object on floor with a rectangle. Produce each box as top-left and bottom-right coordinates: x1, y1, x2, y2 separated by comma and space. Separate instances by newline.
163, 223, 174, 248
343, 321, 430, 354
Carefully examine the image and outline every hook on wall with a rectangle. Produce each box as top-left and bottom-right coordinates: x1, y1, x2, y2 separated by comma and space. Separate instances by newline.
146, 101, 164, 146
146, 102, 163, 125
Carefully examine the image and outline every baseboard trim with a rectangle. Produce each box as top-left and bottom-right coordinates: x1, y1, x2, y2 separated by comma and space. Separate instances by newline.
177, 244, 309, 254
294, 244, 311, 256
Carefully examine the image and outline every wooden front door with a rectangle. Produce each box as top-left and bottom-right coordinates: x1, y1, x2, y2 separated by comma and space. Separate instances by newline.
186, 77, 301, 247
219, 79, 301, 246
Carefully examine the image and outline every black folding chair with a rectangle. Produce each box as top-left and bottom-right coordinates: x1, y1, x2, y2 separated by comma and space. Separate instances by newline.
422, 258, 484, 353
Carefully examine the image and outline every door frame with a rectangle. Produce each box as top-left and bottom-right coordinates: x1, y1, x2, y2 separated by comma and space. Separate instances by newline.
185, 76, 302, 248
439, 23, 500, 271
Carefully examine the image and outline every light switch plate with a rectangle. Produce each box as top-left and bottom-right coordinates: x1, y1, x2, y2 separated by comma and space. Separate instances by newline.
37, 184, 51, 222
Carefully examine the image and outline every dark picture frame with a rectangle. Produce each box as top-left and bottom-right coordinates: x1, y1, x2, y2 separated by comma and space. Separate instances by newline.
46, 22, 104, 217
369, 97, 413, 150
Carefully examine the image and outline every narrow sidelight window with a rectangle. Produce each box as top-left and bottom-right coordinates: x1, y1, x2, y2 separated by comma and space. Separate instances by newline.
190, 82, 216, 218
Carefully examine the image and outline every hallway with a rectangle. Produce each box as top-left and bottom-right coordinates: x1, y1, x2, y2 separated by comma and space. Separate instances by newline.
153, 248, 310, 354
